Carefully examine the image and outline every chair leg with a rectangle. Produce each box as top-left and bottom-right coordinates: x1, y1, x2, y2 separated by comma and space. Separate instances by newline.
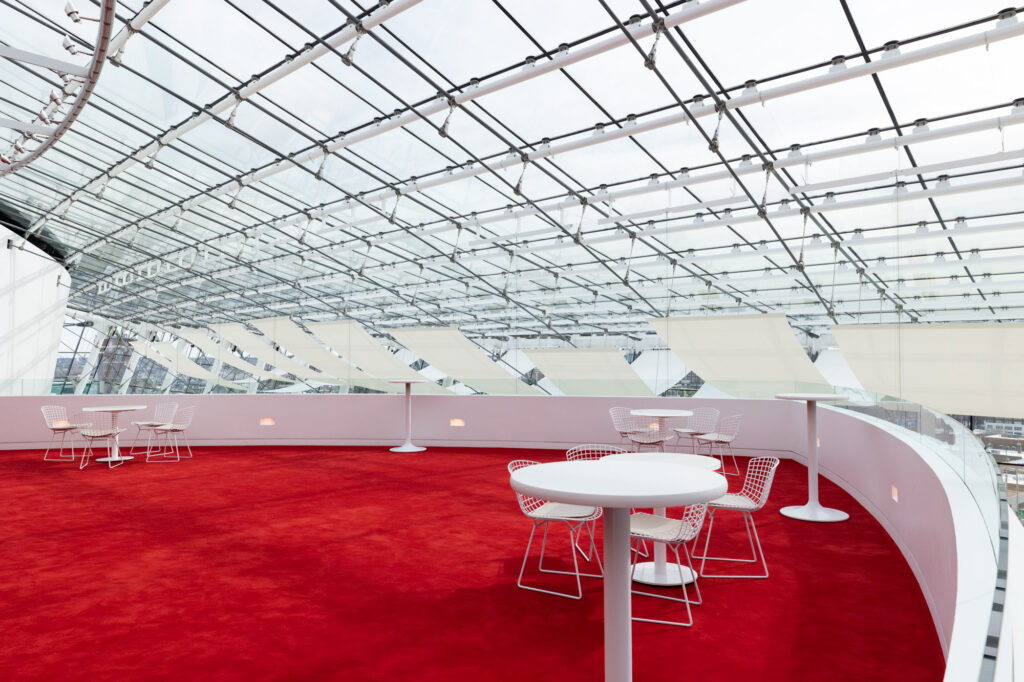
79, 438, 93, 470
540, 521, 602, 579
714, 441, 740, 476
698, 510, 768, 579
108, 437, 126, 469
179, 431, 193, 459
44, 431, 75, 462
517, 520, 598, 600
630, 539, 699, 627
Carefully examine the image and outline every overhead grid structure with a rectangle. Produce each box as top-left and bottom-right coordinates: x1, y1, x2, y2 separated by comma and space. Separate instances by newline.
3, 0, 1024, 393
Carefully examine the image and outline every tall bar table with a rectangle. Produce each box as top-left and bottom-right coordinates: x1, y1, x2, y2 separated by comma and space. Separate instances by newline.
510, 460, 727, 681
775, 393, 850, 522
388, 379, 427, 453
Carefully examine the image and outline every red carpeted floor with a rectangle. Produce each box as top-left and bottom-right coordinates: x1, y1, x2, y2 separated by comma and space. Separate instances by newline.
0, 446, 944, 681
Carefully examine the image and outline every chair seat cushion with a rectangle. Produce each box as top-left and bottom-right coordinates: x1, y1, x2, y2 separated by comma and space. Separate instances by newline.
695, 432, 732, 443
629, 431, 666, 444
81, 428, 125, 438
629, 512, 698, 543
153, 423, 182, 432
532, 501, 598, 519
132, 420, 164, 427
672, 427, 708, 436
708, 492, 757, 510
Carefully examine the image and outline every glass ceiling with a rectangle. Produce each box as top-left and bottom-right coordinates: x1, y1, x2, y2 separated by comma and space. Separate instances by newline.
3, 0, 1024, 348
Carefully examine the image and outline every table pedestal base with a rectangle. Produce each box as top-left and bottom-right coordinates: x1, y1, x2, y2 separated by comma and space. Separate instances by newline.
780, 502, 848, 523
390, 443, 426, 453
631, 561, 696, 586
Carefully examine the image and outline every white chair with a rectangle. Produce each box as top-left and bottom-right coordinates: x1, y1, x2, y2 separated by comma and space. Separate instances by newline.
565, 443, 628, 461
40, 405, 90, 465
128, 402, 178, 457
149, 406, 194, 462
629, 503, 708, 627
609, 407, 642, 445
697, 456, 780, 579
611, 407, 670, 451
79, 412, 127, 469
508, 459, 603, 599
565, 444, 627, 559
694, 413, 742, 475
673, 407, 720, 454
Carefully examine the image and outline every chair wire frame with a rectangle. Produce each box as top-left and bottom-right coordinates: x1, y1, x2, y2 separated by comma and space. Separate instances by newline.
40, 405, 90, 465
565, 443, 628, 461
128, 402, 178, 456
696, 457, 780, 579
564, 444, 627, 559
608, 407, 641, 445
79, 412, 127, 469
673, 407, 720, 454
149, 406, 195, 462
629, 503, 708, 627
508, 459, 603, 600
612, 407, 671, 452
695, 413, 742, 475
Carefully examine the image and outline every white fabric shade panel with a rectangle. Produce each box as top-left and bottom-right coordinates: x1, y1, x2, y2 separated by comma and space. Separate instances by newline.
647, 314, 831, 398
208, 322, 336, 383
132, 341, 245, 391
832, 323, 1024, 419
388, 327, 543, 395
174, 327, 284, 381
628, 348, 690, 396
306, 320, 450, 394
248, 317, 390, 392
524, 348, 652, 397
813, 348, 864, 390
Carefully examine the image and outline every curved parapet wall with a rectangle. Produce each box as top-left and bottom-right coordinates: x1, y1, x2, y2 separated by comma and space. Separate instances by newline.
0, 393, 999, 676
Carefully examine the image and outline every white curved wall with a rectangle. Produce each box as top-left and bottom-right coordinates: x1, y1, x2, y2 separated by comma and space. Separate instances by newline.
0, 226, 68, 395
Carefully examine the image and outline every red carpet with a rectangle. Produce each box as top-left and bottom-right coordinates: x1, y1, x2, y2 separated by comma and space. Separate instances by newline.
0, 446, 944, 681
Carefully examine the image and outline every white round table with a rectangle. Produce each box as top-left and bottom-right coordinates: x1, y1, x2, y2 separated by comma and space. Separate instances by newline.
629, 408, 692, 427
388, 379, 428, 453
775, 393, 850, 523
629, 408, 692, 452
82, 405, 145, 464
603, 452, 720, 586
510, 460, 727, 682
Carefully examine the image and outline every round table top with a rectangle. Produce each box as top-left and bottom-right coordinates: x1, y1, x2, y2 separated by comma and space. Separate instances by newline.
775, 393, 850, 402
81, 405, 146, 413
630, 408, 693, 418
510, 460, 727, 509
388, 379, 429, 384
603, 452, 721, 471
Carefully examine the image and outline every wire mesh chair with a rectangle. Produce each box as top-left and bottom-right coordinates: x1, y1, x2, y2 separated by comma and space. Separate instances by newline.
629, 503, 708, 627
565, 443, 628, 461
79, 412, 127, 470
40, 405, 91, 464
508, 459, 603, 599
128, 402, 178, 456
673, 407, 720, 454
564, 444, 627, 559
609, 407, 642, 445
627, 419, 671, 452
697, 456, 780, 579
149, 406, 194, 462
694, 413, 742, 475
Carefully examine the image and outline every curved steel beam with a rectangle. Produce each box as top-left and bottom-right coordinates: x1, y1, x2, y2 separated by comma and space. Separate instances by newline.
0, 0, 116, 181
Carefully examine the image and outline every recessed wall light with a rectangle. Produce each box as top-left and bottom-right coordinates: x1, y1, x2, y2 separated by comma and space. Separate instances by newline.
259, 417, 276, 426
891, 485, 899, 503
450, 418, 465, 427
